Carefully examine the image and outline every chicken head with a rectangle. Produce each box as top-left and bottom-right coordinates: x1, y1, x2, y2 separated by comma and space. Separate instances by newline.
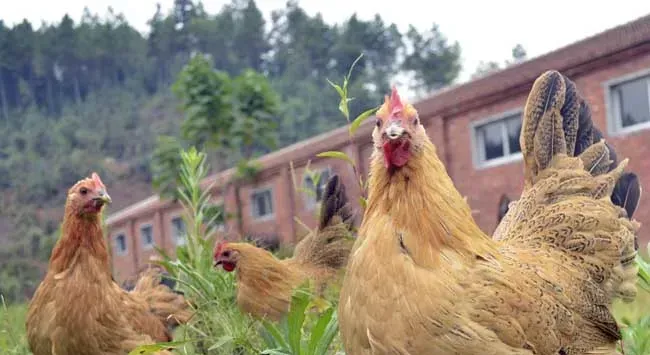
66, 172, 112, 216
373, 86, 426, 170
213, 242, 240, 272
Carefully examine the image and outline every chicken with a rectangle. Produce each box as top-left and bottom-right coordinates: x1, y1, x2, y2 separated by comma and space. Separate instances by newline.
338, 71, 641, 355
214, 174, 354, 321
26, 173, 192, 355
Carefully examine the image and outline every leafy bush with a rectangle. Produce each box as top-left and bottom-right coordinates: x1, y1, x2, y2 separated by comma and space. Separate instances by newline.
260, 285, 340, 355
133, 147, 342, 355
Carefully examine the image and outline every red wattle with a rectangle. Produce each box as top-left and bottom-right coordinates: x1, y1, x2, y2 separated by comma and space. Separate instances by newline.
222, 262, 236, 272
382, 140, 411, 168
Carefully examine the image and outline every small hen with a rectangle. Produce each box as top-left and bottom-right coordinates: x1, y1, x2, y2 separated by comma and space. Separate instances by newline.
214, 174, 354, 321
339, 71, 641, 355
26, 173, 192, 355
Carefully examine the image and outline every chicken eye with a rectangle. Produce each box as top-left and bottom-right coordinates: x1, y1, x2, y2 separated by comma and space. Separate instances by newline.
222, 251, 231, 258
375, 119, 381, 128
79, 187, 88, 195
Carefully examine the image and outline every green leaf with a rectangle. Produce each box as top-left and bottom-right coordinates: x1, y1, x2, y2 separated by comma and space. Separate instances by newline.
287, 288, 311, 354
358, 197, 367, 210
128, 340, 190, 355
314, 312, 339, 355
316, 151, 355, 167
326, 79, 344, 98
261, 350, 292, 355
345, 52, 364, 82
207, 335, 234, 350
307, 307, 334, 355
261, 320, 290, 351
338, 97, 350, 121
349, 105, 378, 136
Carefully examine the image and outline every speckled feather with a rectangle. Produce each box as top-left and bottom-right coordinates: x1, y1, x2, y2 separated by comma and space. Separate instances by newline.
339, 71, 641, 355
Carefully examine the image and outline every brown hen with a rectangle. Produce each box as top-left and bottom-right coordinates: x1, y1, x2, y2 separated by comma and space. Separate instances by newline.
26, 173, 192, 355
214, 174, 354, 321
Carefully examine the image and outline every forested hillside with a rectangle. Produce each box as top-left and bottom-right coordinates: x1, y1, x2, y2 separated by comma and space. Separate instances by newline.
0, 0, 466, 301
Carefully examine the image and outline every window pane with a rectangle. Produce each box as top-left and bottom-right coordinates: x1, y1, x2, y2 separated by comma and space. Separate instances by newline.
264, 191, 273, 214
478, 121, 504, 160
172, 217, 185, 244
116, 235, 127, 253
252, 190, 273, 217
615, 77, 650, 128
141, 226, 153, 245
505, 115, 522, 154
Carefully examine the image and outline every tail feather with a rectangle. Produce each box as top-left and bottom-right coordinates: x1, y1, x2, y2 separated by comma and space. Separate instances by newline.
573, 99, 594, 156
516, 70, 641, 303
130, 268, 193, 332
318, 174, 354, 231
611, 172, 642, 220
293, 174, 355, 272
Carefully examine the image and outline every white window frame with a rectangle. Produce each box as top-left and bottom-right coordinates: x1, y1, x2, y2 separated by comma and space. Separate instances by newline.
250, 187, 275, 221
470, 108, 524, 169
603, 67, 650, 136
139, 223, 154, 250
113, 232, 128, 256
303, 166, 333, 210
170, 215, 186, 246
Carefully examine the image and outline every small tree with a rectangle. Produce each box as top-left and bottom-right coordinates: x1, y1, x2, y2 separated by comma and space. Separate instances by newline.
153, 54, 280, 234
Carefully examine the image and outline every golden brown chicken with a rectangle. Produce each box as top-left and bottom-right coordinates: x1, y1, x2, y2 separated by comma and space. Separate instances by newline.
338, 71, 641, 355
214, 174, 354, 321
26, 173, 192, 355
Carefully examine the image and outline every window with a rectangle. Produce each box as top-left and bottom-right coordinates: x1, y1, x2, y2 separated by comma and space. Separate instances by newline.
473, 111, 522, 167
140, 224, 154, 249
608, 72, 650, 134
251, 188, 274, 219
114, 234, 127, 256
303, 167, 332, 209
171, 216, 186, 245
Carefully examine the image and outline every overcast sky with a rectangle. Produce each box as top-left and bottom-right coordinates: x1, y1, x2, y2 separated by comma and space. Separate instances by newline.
3, 0, 650, 83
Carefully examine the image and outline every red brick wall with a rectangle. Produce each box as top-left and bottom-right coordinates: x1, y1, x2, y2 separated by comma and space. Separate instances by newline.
108, 221, 135, 282
108, 53, 650, 283
438, 54, 650, 245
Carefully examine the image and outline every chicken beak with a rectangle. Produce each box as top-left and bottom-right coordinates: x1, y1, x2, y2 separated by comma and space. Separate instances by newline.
214, 260, 222, 268
385, 120, 405, 140
94, 190, 112, 205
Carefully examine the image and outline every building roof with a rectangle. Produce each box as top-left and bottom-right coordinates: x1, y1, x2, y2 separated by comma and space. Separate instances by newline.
106, 13, 650, 227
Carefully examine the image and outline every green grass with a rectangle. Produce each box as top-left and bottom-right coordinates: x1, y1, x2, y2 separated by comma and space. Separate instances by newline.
0, 297, 30, 355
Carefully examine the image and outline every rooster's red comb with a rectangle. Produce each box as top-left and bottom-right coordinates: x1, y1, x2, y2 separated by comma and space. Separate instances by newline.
214, 241, 227, 260
91, 172, 105, 189
376, 85, 417, 118
378, 85, 411, 119
389, 86, 403, 113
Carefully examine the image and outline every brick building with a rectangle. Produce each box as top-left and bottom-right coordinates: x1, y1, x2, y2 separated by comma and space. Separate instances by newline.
106, 14, 650, 283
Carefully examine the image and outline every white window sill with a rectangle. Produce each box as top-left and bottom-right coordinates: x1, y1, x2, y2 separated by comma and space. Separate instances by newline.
253, 214, 275, 222
610, 120, 650, 137
475, 152, 523, 170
